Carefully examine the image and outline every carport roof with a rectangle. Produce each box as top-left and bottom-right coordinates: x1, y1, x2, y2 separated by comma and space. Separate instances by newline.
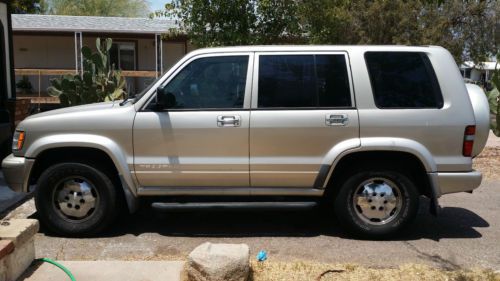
12, 14, 177, 34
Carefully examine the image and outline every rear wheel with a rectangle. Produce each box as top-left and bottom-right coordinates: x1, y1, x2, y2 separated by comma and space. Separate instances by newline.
334, 170, 419, 239
35, 163, 119, 236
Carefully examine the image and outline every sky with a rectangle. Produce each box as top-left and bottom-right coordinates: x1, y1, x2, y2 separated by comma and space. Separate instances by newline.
149, 0, 168, 12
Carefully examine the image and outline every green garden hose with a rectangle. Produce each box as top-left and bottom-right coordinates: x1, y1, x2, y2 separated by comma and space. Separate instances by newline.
36, 258, 76, 281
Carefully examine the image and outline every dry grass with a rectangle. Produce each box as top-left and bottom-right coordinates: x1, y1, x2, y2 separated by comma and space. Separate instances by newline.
474, 147, 500, 180
250, 260, 500, 281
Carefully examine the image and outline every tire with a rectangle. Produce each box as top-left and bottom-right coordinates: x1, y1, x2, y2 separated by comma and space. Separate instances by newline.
333, 170, 419, 239
35, 163, 119, 236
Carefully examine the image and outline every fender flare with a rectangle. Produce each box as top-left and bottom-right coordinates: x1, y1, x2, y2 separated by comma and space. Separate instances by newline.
26, 134, 139, 213
320, 137, 437, 187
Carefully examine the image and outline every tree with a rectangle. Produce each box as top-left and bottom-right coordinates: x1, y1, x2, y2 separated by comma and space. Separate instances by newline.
47, 0, 150, 17
10, 0, 47, 14
158, 0, 303, 47
301, 0, 498, 63
160, 0, 497, 63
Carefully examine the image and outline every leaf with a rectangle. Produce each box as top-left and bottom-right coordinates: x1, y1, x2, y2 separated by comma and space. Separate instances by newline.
47, 86, 62, 97
59, 94, 69, 107
105, 38, 113, 51
81, 46, 92, 59
83, 72, 93, 85
91, 53, 103, 69
487, 88, 499, 115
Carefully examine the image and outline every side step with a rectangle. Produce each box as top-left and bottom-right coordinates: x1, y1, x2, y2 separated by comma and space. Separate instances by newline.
151, 201, 318, 212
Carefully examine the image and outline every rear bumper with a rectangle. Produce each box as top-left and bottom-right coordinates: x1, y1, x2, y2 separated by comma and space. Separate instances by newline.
429, 170, 482, 197
1, 154, 34, 193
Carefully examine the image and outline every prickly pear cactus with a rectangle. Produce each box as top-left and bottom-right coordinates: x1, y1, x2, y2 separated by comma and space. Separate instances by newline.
487, 54, 500, 137
48, 38, 127, 107
487, 84, 500, 136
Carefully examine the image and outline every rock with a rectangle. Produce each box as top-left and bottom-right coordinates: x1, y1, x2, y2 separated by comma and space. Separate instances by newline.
185, 242, 250, 281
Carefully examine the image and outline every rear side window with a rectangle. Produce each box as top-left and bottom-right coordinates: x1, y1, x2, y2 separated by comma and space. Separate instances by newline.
258, 55, 352, 108
365, 52, 443, 109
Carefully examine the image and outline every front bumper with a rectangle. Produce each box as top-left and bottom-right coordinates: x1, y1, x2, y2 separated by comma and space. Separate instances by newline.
1, 154, 34, 193
429, 170, 482, 197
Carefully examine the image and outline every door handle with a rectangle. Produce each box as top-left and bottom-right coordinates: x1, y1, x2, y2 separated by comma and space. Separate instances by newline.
326, 114, 349, 126
217, 115, 241, 127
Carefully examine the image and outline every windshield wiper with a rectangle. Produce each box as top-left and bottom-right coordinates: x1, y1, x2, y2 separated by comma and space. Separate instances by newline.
119, 95, 136, 106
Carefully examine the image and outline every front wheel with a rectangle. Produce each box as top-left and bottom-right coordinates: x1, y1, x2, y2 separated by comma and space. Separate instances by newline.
334, 170, 419, 239
35, 163, 119, 236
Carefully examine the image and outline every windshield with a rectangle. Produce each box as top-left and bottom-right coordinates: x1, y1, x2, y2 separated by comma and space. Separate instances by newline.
132, 77, 161, 103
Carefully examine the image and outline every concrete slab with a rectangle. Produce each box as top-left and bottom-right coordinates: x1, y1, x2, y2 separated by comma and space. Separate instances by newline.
0, 219, 39, 246
19, 261, 185, 281
0, 219, 38, 281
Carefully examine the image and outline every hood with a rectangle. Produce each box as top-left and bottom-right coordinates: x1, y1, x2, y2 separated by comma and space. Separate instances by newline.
25, 101, 118, 120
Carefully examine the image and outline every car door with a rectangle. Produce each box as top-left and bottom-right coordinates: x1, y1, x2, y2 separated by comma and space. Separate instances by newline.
133, 53, 253, 187
250, 52, 359, 188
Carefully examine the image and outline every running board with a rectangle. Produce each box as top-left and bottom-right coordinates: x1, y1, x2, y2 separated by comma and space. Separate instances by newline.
151, 201, 318, 211
138, 187, 324, 197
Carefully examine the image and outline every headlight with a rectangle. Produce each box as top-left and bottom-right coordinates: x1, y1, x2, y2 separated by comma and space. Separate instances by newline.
12, 131, 25, 151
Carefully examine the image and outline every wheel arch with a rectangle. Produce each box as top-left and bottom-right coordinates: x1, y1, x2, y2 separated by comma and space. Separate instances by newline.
27, 137, 138, 213
322, 139, 437, 202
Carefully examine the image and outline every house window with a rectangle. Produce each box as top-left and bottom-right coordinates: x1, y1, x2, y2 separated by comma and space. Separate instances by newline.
464, 68, 471, 79
110, 42, 136, 70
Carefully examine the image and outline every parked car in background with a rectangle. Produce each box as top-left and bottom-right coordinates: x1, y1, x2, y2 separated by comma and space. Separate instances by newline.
0, 0, 13, 159
2, 45, 490, 238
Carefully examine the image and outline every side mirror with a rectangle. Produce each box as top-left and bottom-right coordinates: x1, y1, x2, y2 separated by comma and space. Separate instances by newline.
155, 86, 176, 110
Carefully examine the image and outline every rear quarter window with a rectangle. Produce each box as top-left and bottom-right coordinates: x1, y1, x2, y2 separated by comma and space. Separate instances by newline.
365, 52, 443, 109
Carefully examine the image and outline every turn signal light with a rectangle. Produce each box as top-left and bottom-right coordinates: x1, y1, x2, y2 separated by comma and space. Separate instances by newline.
12, 131, 25, 151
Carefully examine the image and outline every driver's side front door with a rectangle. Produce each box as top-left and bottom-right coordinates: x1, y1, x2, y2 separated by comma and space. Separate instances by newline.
133, 53, 253, 188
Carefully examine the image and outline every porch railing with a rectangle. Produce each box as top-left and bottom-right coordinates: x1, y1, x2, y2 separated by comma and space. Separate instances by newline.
14, 68, 159, 104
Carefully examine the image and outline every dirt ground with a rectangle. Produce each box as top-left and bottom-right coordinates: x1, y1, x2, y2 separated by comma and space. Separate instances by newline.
250, 261, 500, 281
473, 147, 500, 180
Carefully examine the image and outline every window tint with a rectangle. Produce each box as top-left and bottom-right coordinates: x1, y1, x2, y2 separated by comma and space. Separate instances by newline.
365, 52, 443, 109
162, 56, 248, 109
258, 55, 351, 108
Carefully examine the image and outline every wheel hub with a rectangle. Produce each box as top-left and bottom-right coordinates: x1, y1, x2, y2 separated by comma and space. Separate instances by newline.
55, 178, 97, 219
353, 178, 402, 225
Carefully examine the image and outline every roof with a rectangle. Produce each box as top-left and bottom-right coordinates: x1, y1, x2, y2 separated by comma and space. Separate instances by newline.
12, 14, 176, 34
461, 61, 499, 71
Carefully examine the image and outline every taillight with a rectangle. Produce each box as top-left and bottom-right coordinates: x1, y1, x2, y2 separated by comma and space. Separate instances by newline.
462, 125, 475, 157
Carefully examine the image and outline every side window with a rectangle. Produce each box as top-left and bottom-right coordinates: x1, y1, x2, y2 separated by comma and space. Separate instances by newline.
365, 52, 443, 109
161, 56, 248, 109
257, 55, 351, 108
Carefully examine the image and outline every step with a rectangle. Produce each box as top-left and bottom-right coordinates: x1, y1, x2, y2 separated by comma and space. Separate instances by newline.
151, 201, 318, 211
